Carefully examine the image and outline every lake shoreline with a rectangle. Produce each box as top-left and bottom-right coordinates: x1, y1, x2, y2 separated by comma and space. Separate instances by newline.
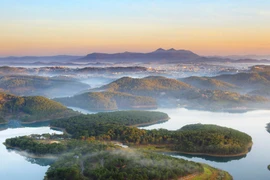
135, 142, 253, 158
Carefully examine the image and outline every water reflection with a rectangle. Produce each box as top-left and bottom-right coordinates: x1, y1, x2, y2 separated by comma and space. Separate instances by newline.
142, 108, 270, 180
168, 152, 246, 163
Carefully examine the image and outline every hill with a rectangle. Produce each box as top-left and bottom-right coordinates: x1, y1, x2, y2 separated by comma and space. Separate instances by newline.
93, 76, 269, 111
0, 92, 78, 123
186, 90, 269, 111
97, 76, 194, 97
0, 75, 90, 98
214, 73, 270, 91
180, 76, 238, 91
54, 91, 157, 111
50, 114, 252, 156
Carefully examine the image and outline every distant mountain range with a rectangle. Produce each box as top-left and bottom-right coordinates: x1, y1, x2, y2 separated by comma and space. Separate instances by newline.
80, 48, 201, 62
1, 49, 270, 64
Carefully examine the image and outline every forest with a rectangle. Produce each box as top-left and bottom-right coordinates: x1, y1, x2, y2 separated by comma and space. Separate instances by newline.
0, 92, 78, 123
50, 112, 252, 156
5, 135, 231, 180
54, 91, 157, 111
0, 75, 89, 97
83, 76, 270, 112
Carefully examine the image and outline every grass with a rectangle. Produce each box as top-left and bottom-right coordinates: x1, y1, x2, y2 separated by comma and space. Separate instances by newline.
191, 164, 232, 180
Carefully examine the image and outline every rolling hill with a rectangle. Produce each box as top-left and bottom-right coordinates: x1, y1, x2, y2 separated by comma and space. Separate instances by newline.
0, 75, 90, 98
0, 92, 78, 123
180, 76, 238, 91
54, 91, 157, 111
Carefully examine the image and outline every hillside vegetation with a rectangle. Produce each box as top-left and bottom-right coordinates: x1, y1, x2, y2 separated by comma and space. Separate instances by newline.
90, 76, 269, 112
181, 76, 237, 91
0, 92, 77, 123
98, 76, 193, 97
0, 75, 89, 98
50, 112, 252, 156
5, 135, 231, 180
54, 91, 157, 111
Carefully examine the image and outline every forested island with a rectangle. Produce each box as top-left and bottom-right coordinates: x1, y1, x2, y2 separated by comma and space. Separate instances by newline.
54, 91, 157, 111
50, 113, 252, 156
5, 135, 232, 180
0, 92, 78, 123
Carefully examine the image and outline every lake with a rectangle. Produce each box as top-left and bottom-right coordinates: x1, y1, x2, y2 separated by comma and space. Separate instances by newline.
0, 126, 61, 180
142, 108, 270, 180
0, 108, 270, 179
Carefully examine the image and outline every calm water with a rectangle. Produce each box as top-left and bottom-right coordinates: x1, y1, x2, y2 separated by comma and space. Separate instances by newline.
0, 126, 61, 180
142, 108, 270, 180
0, 108, 270, 179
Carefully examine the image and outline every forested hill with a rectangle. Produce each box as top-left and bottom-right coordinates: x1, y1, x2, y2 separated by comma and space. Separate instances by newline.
0, 92, 78, 123
180, 76, 238, 91
51, 111, 169, 129
54, 91, 157, 111
89, 76, 269, 112
50, 112, 252, 156
96, 76, 194, 96
0, 75, 89, 98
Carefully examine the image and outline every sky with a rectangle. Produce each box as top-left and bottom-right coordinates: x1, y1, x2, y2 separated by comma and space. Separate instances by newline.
0, 0, 270, 56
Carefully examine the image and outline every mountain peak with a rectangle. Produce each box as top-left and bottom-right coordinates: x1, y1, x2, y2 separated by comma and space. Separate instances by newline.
155, 48, 166, 52
167, 48, 176, 51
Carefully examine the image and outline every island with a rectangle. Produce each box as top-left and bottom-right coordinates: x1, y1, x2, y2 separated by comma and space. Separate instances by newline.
4, 111, 252, 179
50, 113, 252, 157
5, 135, 232, 180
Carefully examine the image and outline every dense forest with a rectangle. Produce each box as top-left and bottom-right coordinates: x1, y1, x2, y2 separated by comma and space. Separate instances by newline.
54, 91, 157, 111
46, 149, 204, 180
5, 135, 231, 180
0, 92, 78, 123
0, 75, 90, 97
96, 76, 194, 97
51, 111, 169, 130
50, 112, 252, 156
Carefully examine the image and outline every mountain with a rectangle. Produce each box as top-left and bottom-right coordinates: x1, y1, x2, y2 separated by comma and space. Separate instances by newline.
79, 48, 201, 62
0, 92, 77, 123
54, 91, 157, 111
0, 55, 82, 63
225, 55, 270, 60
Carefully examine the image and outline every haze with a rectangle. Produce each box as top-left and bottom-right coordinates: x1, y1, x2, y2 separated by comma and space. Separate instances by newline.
1, 0, 270, 57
